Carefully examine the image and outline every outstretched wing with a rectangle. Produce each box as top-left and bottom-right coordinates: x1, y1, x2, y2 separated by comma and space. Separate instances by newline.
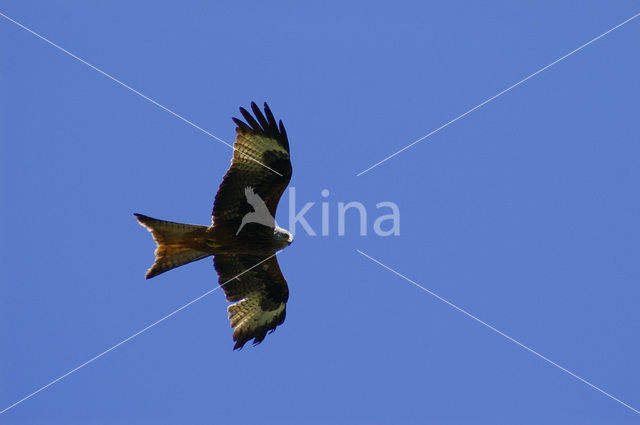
213, 254, 289, 349
212, 102, 292, 233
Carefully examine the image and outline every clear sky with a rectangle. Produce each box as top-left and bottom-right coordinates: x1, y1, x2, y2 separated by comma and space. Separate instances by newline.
1, 2, 639, 424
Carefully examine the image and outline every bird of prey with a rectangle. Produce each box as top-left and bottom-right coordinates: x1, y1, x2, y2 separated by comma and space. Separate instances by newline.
134, 102, 293, 349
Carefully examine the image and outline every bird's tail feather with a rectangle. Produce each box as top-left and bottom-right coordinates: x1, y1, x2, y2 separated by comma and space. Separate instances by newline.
134, 213, 211, 279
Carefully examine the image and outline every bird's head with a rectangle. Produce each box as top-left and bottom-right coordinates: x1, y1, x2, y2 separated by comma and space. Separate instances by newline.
274, 226, 294, 248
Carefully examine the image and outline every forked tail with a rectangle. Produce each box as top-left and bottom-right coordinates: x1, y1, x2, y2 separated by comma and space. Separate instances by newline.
134, 213, 211, 279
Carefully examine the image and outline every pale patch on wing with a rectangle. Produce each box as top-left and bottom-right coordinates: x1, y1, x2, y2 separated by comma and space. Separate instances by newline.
237, 133, 289, 157
227, 291, 286, 349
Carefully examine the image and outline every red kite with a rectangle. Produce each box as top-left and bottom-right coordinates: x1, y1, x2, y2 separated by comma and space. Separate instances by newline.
135, 102, 293, 349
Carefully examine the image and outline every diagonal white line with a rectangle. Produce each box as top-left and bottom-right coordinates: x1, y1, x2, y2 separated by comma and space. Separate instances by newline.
356, 11, 640, 176
356, 249, 640, 415
0, 253, 277, 416
0, 11, 282, 177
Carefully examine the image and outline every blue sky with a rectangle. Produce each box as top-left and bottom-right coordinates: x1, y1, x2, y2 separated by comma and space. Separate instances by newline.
1, 2, 639, 424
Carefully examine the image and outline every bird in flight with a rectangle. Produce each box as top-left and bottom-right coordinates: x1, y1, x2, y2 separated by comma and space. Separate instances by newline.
134, 102, 293, 349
